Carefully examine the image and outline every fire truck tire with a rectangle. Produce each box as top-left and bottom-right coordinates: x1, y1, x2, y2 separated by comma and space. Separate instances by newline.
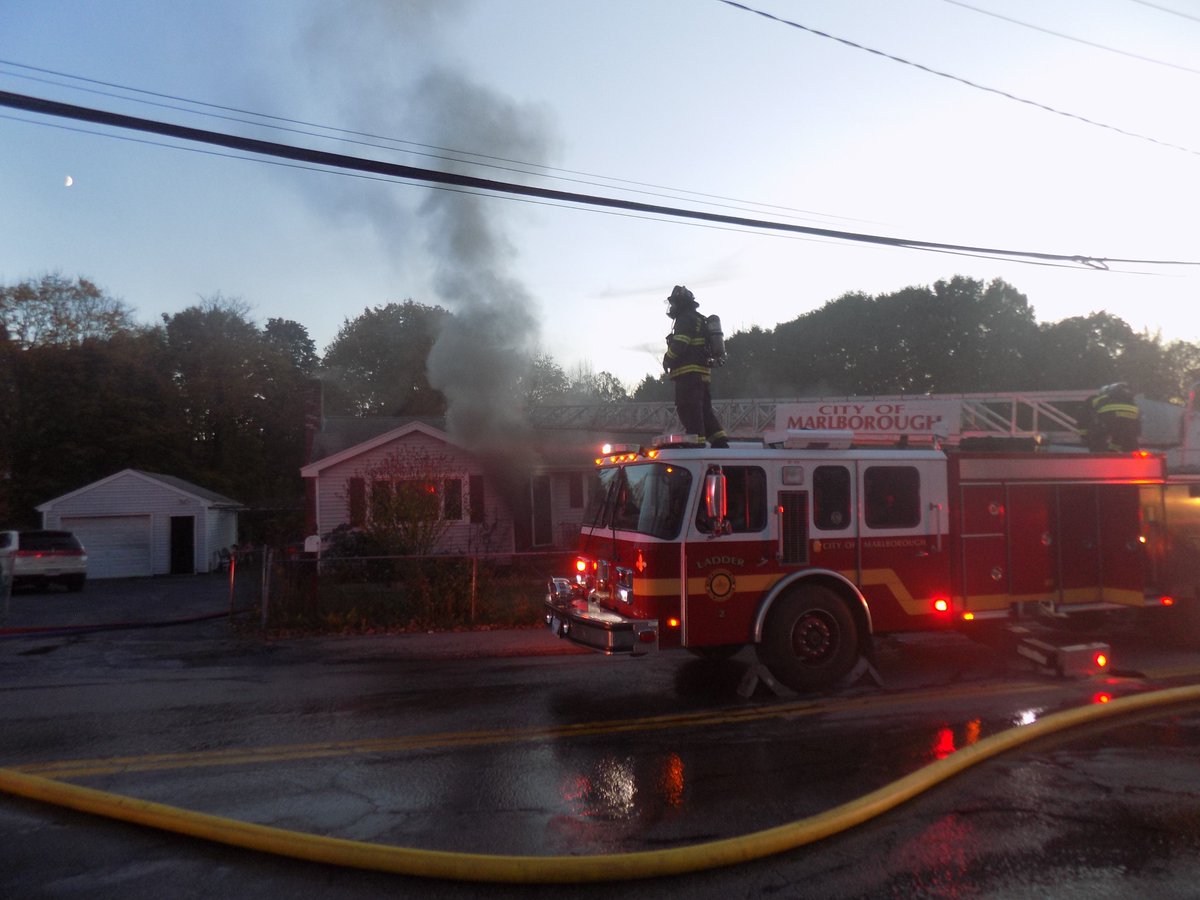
756, 585, 859, 692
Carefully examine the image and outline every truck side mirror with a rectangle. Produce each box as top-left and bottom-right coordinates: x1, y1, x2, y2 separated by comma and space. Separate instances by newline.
705, 466, 729, 533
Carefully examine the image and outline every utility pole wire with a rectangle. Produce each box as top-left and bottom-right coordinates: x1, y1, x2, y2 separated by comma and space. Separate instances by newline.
716, 0, 1200, 158
2, 90, 1198, 270
1129, 0, 1200, 25
943, 0, 1200, 76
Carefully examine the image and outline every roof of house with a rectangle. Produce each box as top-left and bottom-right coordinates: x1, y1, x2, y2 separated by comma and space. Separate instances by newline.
306, 415, 611, 473
37, 468, 243, 512
307, 416, 448, 465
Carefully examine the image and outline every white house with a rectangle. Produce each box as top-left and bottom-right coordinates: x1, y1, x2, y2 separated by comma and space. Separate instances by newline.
36, 469, 241, 578
301, 417, 595, 554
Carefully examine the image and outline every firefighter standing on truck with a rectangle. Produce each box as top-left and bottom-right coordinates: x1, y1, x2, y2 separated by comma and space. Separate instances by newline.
1084, 382, 1141, 452
663, 285, 729, 448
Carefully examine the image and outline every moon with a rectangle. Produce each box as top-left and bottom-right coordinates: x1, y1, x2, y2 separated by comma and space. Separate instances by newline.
64, 175, 74, 187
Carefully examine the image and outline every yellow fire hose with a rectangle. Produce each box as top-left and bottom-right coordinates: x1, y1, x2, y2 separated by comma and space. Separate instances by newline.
2, 682, 1199, 884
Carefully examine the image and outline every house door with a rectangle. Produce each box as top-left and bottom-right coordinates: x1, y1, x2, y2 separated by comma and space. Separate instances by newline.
169, 516, 195, 575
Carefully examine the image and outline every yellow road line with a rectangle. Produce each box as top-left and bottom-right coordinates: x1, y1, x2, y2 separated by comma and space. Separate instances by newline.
12, 678, 1060, 780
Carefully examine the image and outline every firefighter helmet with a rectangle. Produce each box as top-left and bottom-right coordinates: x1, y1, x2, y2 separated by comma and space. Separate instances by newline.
666, 285, 696, 316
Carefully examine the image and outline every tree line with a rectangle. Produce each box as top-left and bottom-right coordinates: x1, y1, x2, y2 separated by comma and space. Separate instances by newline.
2, 273, 1197, 534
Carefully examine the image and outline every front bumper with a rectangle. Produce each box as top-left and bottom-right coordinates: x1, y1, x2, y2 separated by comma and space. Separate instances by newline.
544, 595, 659, 656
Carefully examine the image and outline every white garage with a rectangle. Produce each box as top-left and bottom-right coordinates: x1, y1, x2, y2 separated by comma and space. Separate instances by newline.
61, 515, 153, 579
37, 470, 241, 579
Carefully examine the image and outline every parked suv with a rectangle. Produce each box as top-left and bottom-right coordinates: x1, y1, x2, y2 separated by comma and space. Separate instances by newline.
7, 530, 88, 592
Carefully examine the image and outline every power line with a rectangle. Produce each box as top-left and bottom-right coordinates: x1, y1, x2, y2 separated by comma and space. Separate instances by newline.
0, 58, 869, 230
1129, 0, 1200, 25
715, 0, 1200, 157
942, 0, 1200, 76
3, 89, 1197, 272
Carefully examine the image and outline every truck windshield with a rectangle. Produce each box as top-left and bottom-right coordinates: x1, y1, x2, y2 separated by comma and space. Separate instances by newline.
583, 463, 694, 540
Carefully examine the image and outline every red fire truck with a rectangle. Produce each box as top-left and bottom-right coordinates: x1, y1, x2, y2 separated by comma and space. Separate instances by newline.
544, 401, 1189, 691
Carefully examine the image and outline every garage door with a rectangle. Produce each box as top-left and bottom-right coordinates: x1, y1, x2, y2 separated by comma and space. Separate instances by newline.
61, 516, 152, 579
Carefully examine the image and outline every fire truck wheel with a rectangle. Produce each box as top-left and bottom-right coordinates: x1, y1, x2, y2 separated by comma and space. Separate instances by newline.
756, 585, 859, 692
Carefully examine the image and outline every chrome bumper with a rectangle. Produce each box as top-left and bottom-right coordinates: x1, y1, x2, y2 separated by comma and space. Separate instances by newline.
544, 597, 659, 656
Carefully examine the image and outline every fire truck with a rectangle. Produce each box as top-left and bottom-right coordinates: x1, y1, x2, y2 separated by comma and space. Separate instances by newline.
542, 390, 1200, 692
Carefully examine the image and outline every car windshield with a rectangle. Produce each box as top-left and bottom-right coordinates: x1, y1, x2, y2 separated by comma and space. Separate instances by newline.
584, 462, 693, 540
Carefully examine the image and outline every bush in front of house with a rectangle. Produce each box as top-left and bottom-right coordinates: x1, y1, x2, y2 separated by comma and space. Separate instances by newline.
260, 546, 565, 635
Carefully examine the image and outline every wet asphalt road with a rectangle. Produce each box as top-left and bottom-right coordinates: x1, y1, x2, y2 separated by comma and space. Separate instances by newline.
2, 576, 1200, 898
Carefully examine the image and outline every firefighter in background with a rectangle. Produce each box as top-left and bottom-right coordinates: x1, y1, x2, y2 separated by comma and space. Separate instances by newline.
663, 285, 729, 448
1084, 382, 1141, 452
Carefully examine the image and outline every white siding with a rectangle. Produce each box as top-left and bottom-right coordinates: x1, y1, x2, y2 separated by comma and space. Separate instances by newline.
550, 471, 588, 549
62, 515, 152, 578
312, 431, 516, 554
206, 509, 238, 567
40, 471, 236, 576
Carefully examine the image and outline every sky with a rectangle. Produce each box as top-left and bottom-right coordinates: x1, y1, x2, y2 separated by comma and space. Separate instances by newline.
2, 0, 1198, 391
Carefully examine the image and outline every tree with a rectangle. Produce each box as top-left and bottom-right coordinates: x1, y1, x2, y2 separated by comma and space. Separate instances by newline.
5, 331, 188, 523
1028, 312, 1174, 396
565, 362, 630, 403
322, 301, 449, 416
162, 296, 309, 516
0, 274, 135, 349
264, 318, 320, 375
521, 353, 570, 407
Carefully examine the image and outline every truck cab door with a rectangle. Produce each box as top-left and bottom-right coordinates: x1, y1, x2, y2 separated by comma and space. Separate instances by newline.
680, 464, 770, 647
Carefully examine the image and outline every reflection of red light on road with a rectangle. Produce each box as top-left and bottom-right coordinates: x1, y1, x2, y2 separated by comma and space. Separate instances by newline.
964, 719, 981, 746
933, 727, 956, 760
660, 752, 685, 808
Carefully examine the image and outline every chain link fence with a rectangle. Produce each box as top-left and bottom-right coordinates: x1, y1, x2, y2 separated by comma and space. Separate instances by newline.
237, 549, 572, 633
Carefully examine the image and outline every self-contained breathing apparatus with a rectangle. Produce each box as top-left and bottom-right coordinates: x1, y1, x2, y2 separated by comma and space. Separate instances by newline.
704, 313, 726, 367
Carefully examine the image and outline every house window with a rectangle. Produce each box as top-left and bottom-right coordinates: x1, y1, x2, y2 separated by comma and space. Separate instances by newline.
368, 478, 444, 524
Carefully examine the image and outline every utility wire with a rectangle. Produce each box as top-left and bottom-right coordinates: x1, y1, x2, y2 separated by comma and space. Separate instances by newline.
1129, 0, 1200, 25
3, 89, 1197, 272
0, 58, 866, 229
943, 0, 1200, 76
715, 0, 1200, 157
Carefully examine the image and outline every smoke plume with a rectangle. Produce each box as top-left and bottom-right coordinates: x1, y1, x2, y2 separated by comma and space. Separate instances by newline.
416, 70, 553, 455
298, 4, 558, 504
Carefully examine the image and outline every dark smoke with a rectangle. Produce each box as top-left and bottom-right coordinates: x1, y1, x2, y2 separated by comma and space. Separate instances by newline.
298, 6, 559, 509
416, 68, 557, 501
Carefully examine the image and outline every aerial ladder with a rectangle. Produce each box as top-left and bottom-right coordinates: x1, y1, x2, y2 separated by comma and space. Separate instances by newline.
530, 388, 1199, 469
